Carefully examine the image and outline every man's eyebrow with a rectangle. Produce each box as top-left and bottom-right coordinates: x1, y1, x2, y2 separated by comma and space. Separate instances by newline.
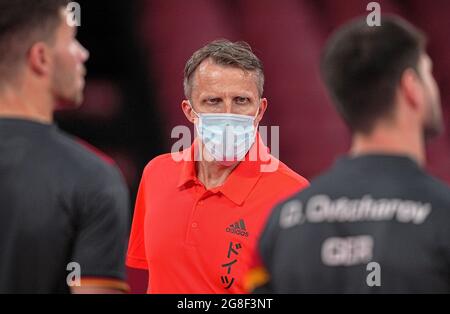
201, 95, 222, 99
203, 98, 222, 103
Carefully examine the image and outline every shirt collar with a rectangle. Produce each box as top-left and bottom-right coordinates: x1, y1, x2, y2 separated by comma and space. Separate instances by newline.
177, 133, 272, 205
176, 141, 198, 188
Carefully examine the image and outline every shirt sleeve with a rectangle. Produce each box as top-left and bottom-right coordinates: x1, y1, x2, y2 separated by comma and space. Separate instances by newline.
126, 166, 149, 270
247, 204, 284, 294
71, 165, 130, 282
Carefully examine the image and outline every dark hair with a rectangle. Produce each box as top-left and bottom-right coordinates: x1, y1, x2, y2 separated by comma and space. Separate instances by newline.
184, 39, 264, 98
0, 0, 69, 79
320, 16, 427, 134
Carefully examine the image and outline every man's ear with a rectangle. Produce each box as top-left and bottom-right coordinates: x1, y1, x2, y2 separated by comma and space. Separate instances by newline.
181, 100, 196, 124
400, 69, 424, 113
28, 42, 52, 76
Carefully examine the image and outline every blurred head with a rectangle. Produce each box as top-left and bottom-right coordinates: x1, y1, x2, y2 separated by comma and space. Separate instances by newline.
182, 39, 267, 125
0, 0, 89, 108
321, 16, 443, 139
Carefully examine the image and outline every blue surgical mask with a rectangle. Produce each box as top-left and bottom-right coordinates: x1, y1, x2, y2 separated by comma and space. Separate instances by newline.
190, 103, 259, 164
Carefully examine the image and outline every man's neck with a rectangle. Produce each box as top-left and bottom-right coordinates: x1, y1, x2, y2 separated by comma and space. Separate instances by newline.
195, 146, 239, 190
350, 125, 425, 166
0, 85, 54, 124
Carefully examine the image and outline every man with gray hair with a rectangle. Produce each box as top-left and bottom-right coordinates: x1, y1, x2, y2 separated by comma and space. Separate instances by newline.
127, 39, 309, 293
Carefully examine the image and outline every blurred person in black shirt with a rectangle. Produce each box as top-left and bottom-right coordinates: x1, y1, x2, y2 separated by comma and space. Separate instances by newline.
248, 16, 450, 293
0, 0, 129, 293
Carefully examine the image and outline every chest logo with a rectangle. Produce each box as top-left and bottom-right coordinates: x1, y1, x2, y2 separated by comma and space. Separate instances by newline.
226, 219, 249, 238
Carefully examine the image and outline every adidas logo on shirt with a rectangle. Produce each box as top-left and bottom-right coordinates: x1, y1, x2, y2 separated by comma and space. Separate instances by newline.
226, 219, 249, 237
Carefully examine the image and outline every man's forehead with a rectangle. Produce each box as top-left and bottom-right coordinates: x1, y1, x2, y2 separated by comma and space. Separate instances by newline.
188, 58, 261, 98
196, 59, 255, 78
193, 61, 256, 90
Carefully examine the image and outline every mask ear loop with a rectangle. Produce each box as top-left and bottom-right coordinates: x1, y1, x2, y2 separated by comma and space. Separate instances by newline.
188, 101, 204, 147
188, 100, 200, 120
253, 107, 260, 120
188, 101, 204, 160
250, 103, 262, 145
253, 100, 263, 127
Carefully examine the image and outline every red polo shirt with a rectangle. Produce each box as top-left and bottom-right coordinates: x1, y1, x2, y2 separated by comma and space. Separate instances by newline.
126, 135, 309, 293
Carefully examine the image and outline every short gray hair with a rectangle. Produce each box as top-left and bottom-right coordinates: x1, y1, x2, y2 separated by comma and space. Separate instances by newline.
183, 39, 265, 99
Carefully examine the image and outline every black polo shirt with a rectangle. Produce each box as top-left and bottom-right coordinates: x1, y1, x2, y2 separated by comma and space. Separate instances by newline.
257, 154, 450, 293
0, 118, 129, 293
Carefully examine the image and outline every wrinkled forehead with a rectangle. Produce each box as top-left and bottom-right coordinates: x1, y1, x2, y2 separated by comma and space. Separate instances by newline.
191, 59, 260, 94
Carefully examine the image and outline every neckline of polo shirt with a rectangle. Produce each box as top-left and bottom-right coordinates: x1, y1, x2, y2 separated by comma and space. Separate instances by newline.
217, 158, 263, 206
217, 134, 269, 205
177, 143, 197, 188
177, 133, 270, 200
